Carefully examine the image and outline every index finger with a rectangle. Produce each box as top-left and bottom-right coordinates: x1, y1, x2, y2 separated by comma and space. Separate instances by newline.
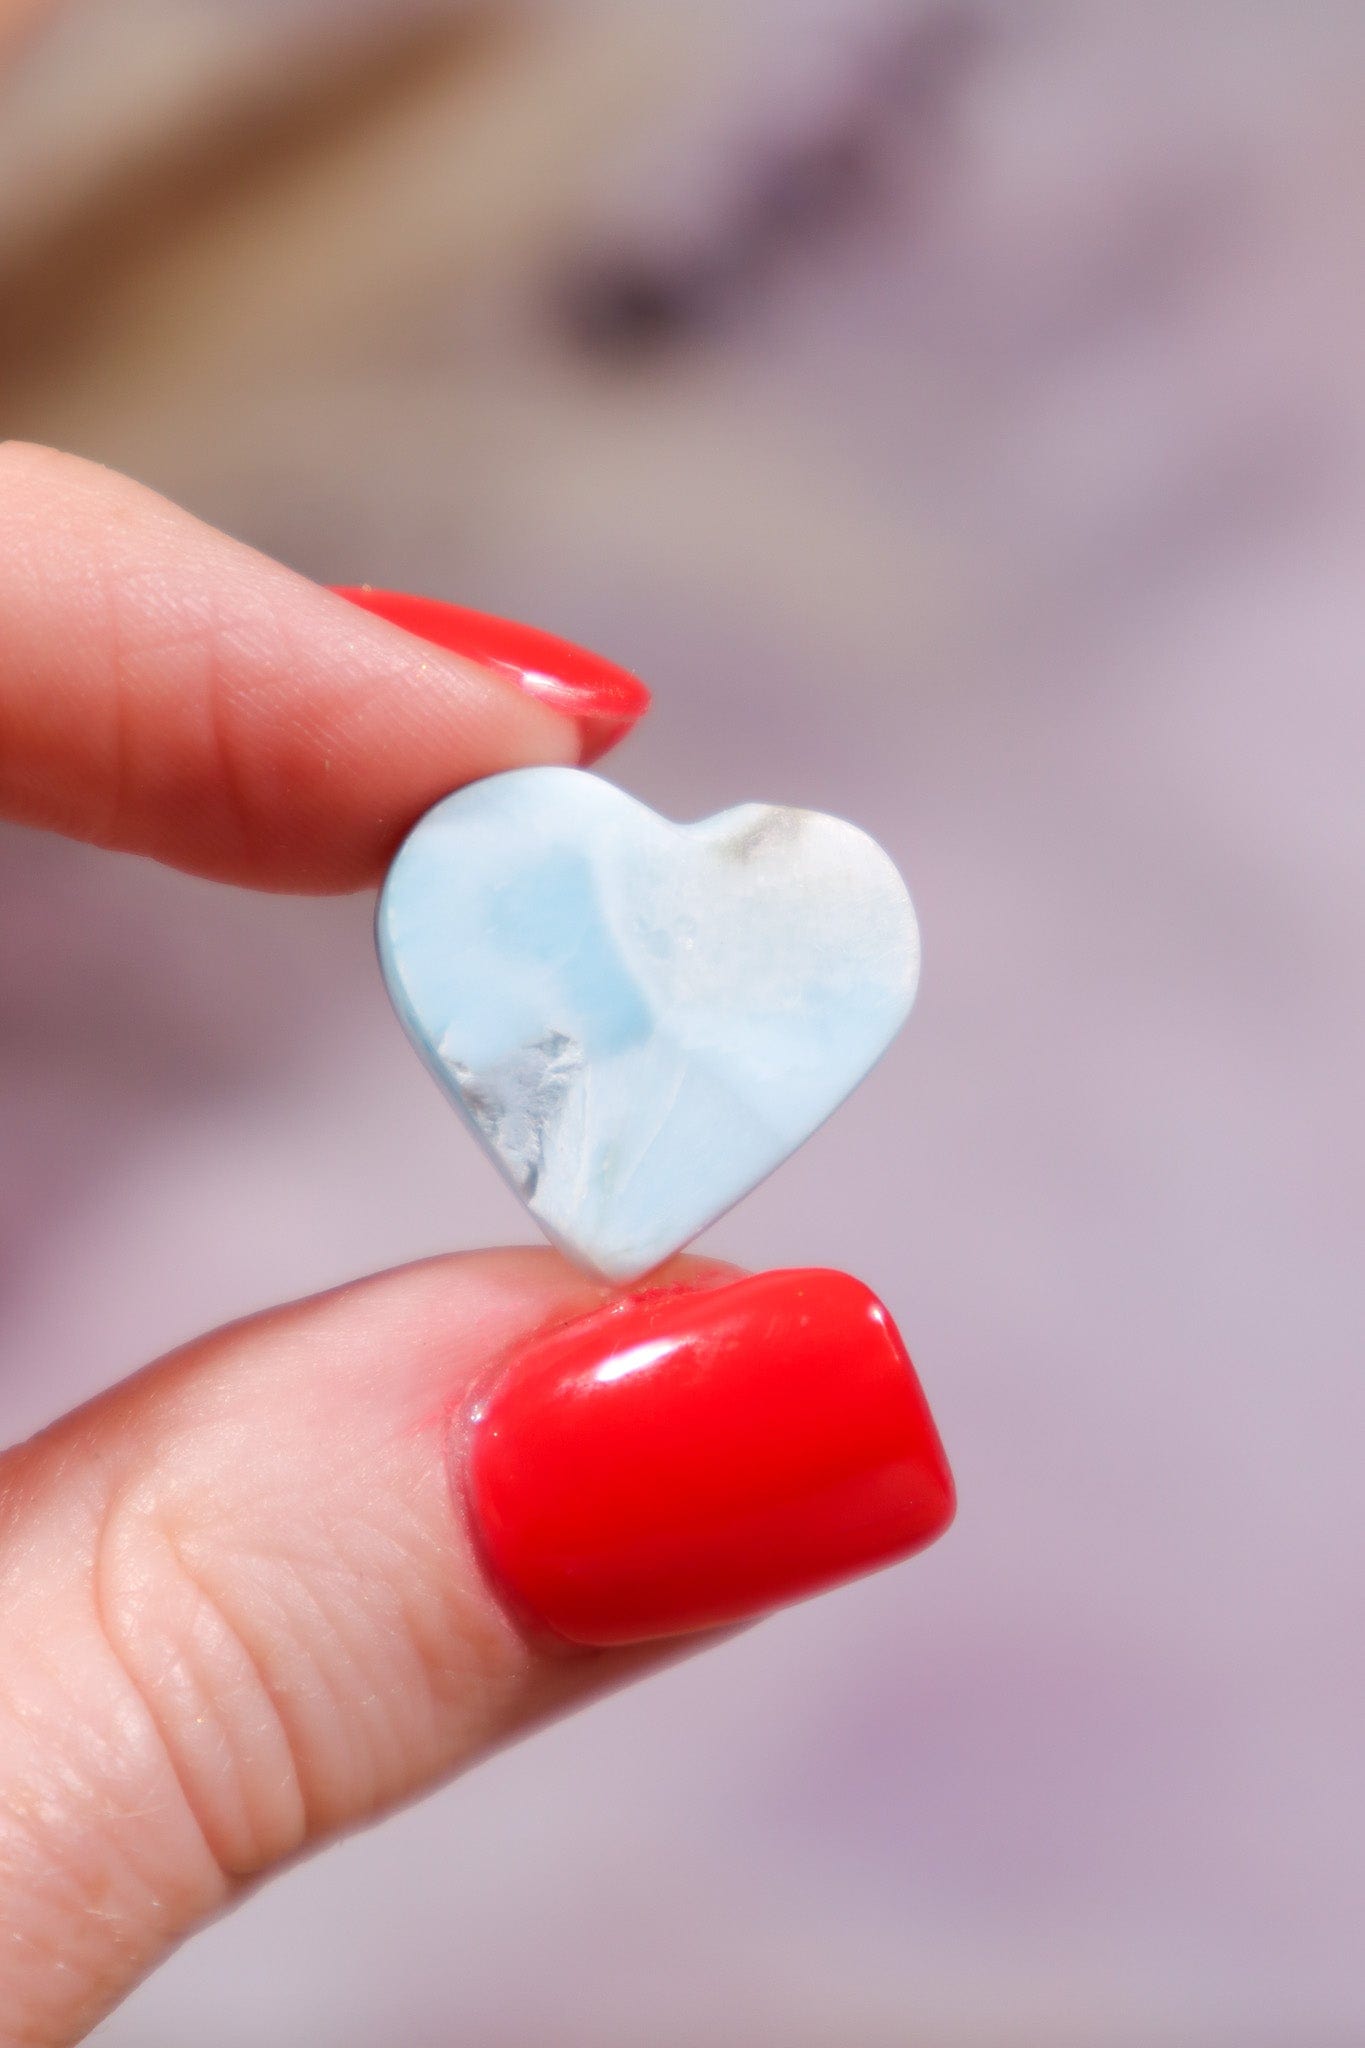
0, 443, 646, 891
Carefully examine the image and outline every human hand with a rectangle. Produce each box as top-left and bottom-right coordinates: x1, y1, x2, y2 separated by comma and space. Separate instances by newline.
0, 444, 953, 2044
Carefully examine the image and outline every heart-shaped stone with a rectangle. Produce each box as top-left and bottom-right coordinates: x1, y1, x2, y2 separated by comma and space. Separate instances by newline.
378, 768, 919, 1281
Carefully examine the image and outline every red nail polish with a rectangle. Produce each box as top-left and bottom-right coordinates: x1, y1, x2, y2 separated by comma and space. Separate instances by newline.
464, 1269, 954, 1647
331, 586, 650, 764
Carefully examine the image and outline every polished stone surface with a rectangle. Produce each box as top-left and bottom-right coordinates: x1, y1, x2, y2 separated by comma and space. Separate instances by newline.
378, 768, 919, 1279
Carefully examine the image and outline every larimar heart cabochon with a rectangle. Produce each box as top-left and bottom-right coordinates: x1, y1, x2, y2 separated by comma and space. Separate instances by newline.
377, 767, 919, 1282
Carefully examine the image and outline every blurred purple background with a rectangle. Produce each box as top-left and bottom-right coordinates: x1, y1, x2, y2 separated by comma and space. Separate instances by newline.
1, 3, 1363, 2041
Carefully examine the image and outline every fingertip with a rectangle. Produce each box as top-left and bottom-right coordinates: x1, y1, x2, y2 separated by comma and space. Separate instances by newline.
0, 451, 597, 889
331, 585, 651, 766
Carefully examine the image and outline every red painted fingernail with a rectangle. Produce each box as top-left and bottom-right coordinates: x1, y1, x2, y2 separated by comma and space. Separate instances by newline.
464, 1269, 954, 1648
331, 586, 650, 764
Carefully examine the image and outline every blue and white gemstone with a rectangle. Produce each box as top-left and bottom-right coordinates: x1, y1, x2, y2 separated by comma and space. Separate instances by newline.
378, 767, 919, 1282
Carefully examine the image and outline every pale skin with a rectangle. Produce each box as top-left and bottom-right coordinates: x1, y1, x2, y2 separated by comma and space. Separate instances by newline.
0, 443, 724, 2043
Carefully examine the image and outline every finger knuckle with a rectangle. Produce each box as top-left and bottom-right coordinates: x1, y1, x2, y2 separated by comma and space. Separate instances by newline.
94, 1480, 310, 1881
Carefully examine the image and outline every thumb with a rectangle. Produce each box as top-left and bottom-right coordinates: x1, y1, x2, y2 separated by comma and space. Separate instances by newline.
0, 1251, 952, 2044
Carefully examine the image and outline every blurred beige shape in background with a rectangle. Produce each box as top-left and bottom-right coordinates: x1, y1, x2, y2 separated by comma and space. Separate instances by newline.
2, 3, 1364, 2043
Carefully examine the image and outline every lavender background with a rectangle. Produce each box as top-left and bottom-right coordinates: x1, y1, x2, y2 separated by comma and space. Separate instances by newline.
1, 4, 1362, 2041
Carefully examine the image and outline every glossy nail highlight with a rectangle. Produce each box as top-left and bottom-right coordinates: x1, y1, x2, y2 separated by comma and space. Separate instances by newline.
331, 586, 650, 764
464, 1268, 954, 1647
